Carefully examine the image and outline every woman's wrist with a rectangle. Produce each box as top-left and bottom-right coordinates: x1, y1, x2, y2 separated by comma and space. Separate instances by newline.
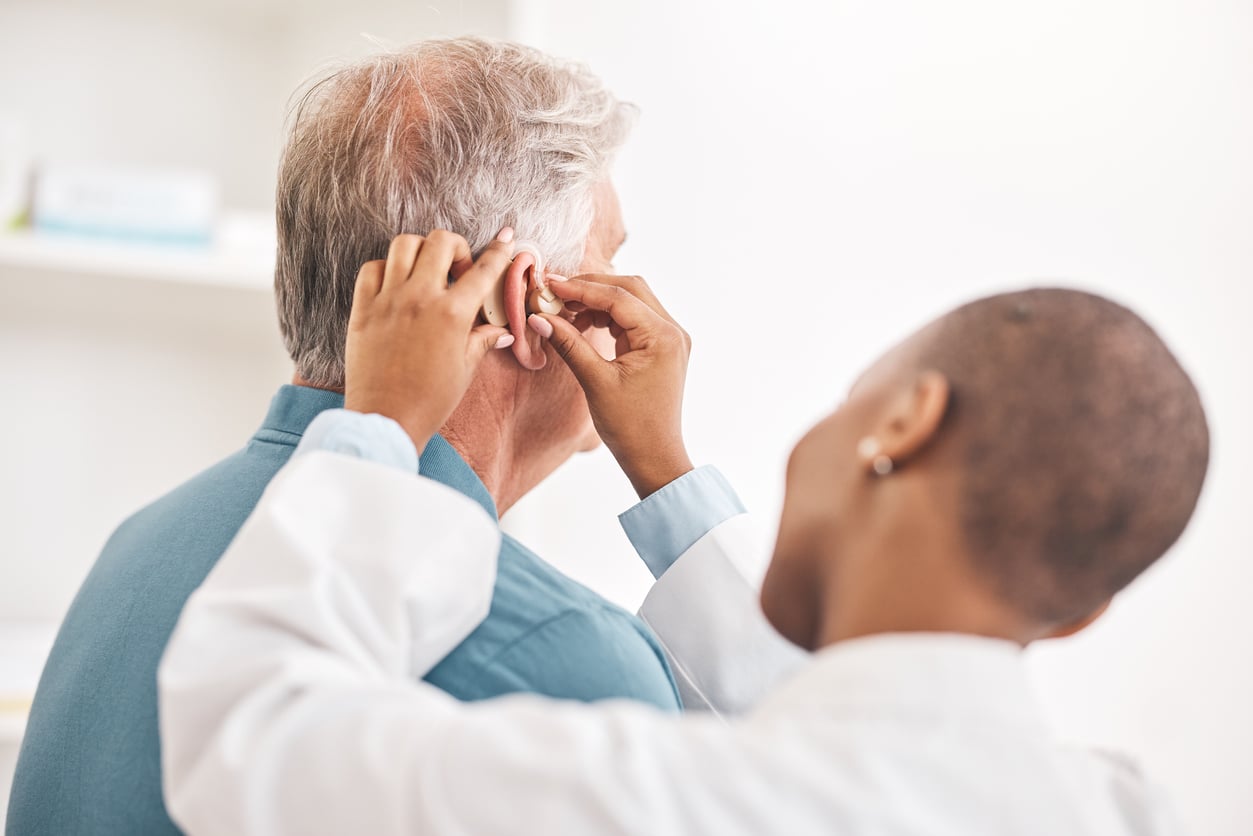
620, 446, 695, 500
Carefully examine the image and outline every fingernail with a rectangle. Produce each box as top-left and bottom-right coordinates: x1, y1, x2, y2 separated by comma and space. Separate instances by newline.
545, 274, 568, 283
528, 314, 554, 339
496, 227, 515, 243
494, 334, 516, 349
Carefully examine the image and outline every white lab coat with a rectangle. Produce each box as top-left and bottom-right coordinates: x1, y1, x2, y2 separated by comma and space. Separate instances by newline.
159, 452, 1177, 836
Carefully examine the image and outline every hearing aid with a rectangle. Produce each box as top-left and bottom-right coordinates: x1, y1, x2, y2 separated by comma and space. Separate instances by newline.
519, 242, 565, 317
477, 240, 565, 372
481, 267, 509, 327
479, 240, 565, 326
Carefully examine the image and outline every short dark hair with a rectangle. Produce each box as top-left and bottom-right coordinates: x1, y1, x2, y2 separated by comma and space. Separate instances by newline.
922, 288, 1209, 624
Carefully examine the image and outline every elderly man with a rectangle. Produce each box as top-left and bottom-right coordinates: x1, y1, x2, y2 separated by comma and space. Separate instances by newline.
9, 39, 793, 836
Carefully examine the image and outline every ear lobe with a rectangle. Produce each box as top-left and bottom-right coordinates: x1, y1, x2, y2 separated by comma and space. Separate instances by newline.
503, 252, 547, 371
875, 371, 950, 469
1044, 600, 1111, 640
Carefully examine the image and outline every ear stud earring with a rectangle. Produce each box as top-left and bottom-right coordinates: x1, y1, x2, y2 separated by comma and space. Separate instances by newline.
856, 437, 894, 476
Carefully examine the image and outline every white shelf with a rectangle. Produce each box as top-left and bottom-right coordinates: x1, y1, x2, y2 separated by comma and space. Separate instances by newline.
0, 622, 56, 743
0, 213, 276, 292
0, 711, 27, 744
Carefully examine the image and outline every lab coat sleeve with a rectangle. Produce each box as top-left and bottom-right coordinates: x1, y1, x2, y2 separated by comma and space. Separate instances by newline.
637, 512, 810, 714
619, 468, 807, 715
159, 449, 801, 836
158, 450, 499, 835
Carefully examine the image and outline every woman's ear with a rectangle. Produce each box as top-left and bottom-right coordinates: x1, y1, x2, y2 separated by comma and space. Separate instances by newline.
870, 371, 950, 471
1044, 600, 1112, 640
503, 251, 546, 370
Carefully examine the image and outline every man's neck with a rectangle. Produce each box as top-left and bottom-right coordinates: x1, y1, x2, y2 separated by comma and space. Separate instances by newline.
439, 377, 578, 516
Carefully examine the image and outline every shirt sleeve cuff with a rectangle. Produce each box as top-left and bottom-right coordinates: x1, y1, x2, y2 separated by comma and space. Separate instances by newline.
618, 465, 747, 580
295, 409, 419, 474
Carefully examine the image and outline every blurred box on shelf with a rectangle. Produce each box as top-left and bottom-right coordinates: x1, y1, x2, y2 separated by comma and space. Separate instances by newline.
33, 164, 219, 247
0, 209, 276, 291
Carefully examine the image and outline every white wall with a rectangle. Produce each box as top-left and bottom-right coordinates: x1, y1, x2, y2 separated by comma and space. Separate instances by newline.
0, 0, 510, 211
0, 0, 512, 622
1, 1, 281, 210
506, 1, 1253, 833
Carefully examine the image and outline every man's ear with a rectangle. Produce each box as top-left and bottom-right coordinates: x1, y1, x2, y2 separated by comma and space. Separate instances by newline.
503, 252, 546, 370
873, 371, 950, 469
1044, 599, 1111, 640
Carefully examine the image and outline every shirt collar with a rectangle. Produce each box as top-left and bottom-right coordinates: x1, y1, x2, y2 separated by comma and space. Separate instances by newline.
255, 384, 498, 521
757, 632, 1046, 730
256, 384, 346, 439
418, 435, 498, 520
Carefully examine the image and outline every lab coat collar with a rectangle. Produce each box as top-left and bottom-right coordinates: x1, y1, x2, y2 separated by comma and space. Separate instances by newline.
257, 385, 498, 521
756, 632, 1047, 731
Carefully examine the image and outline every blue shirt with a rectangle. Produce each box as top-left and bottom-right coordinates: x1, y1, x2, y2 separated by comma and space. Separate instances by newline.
8, 385, 743, 835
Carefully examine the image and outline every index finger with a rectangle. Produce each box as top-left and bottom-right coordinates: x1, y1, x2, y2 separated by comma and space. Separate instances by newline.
546, 278, 661, 333
409, 229, 473, 293
449, 235, 516, 313
567, 273, 678, 325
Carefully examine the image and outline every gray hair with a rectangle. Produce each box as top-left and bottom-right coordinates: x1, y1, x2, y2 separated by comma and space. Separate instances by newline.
275, 37, 636, 387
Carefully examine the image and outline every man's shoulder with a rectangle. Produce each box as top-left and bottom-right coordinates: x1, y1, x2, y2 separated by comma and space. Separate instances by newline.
10, 439, 296, 835
35, 437, 297, 699
425, 533, 681, 711
491, 533, 656, 643
104, 439, 293, 571
48, 437, 296, 665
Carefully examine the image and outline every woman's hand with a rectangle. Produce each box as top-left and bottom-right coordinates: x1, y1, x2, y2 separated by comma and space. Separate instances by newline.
528, 274, 694, 499
344, 229, 514, 450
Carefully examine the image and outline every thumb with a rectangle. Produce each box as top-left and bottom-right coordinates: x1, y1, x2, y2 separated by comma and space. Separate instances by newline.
466, 324, 512, 368
533, 313, 608, 389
